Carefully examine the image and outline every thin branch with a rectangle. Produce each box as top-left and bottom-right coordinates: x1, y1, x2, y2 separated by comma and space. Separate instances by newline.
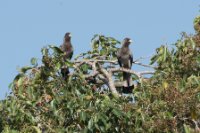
138, 71, 155, 76
133, 62, 157, 69
72, 61, 98, 79
133, 56, 152, 62
74, 59, 117, 64
74, 59, 156, 69
110, 67, 151, 78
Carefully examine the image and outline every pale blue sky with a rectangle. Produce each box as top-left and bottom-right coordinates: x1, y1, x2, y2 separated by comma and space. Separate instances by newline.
0, 0, 199, 99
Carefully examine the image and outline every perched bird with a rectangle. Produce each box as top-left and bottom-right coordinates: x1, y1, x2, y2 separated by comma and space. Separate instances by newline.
60, 32, 73, 60
117, 38, 133, 87
60, 32, 73, 79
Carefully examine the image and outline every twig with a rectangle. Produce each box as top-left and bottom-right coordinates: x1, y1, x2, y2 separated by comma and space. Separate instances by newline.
133, 62, 157, 69
138, 71, 155, 76
133, 56, 152, 62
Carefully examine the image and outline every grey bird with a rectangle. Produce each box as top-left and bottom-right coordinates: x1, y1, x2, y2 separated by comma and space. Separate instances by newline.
117, 38, 133, 87
60, 32, 73, 79
60, 32, 73, 60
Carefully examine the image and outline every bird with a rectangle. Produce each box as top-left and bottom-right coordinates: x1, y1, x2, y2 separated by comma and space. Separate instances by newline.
117, 38, 133, 87
60, 32, 73, 79
60, 32, 73, 60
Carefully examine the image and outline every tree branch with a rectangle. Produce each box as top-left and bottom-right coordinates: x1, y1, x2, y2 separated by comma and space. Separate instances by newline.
97, 63, 120, 96
74, 59, 156, 69
70, 59, 155, 95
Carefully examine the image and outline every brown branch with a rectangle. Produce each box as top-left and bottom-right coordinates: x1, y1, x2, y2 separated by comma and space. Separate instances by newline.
97, 64, 120, 96
85, 61, 99, 79
69, 59, 154, 95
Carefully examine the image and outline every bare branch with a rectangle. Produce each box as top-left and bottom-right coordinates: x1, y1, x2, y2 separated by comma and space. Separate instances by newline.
69, 59, 154, 95
98, 64, 120, 96
133, 62, 157, 69
133, 56, 152, 62
138, 71, 155, 75
74, 59, 117, 64
109, 67, 155, 79
85, 61, 99, 79
74, 59, 156, 69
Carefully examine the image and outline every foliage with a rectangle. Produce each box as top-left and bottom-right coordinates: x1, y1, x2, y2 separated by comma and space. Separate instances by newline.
0, 17, 200, 132
150, 33, 200, 79
194, 15, 200, 34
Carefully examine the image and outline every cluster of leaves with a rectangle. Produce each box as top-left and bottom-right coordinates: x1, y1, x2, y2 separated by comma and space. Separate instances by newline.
142, 17, 200, 132
0, 17, 200, 132
76, 35, 120, 60
150, 34, 200, 78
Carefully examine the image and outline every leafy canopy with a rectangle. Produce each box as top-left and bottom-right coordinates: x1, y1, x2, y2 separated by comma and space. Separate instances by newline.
0, 16, 200, 132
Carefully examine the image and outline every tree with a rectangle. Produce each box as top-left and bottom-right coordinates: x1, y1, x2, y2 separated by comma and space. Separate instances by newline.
0, 16, 200, 132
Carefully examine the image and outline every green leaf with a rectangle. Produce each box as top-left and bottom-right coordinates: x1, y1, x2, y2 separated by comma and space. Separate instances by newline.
49, 45, 63, 54
31, 126, 42, 133
8, 83, 14, 89
112, 109, 122, 118
31, 57, 38, 66
80, 111, 86, 122
92, 41, 99, 50
17, 77, 24, 87
55, 62, 61, 70
163, 46, 167, 61
41, 47, 48, 56
81, 64, 89, 72
183, 124, 192, 133
190, 38, 196, 49
50, 99, 56, 109
100, 49, 107, 55
20, 66, 32, 73
132, 74, 139, 80
88, 118, 94, 130
65, 60, 73, 67
150, 55, 158, 65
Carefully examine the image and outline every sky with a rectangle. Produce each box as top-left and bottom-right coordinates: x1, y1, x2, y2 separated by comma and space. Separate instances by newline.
0, 0, 199, 99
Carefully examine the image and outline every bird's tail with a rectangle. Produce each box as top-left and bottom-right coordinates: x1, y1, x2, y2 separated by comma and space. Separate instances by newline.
61, 67, 70, 80
123, 72, 132, 87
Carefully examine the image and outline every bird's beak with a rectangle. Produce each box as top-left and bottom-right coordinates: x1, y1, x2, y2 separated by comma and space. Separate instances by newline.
69, 33, 72, 37
129, 39, 132, 43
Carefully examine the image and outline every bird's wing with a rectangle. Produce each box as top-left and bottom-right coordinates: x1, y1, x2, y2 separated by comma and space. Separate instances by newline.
65, 47, 73, 60
129, 52, 133, 67
69, 50, 73, 60
69, 45, 73, 60
61, 44, 68, 54
116, 49, 122, 67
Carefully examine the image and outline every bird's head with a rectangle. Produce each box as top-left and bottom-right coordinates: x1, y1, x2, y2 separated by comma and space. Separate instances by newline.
122, 38, 132, 46
64, 32, 72, 41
